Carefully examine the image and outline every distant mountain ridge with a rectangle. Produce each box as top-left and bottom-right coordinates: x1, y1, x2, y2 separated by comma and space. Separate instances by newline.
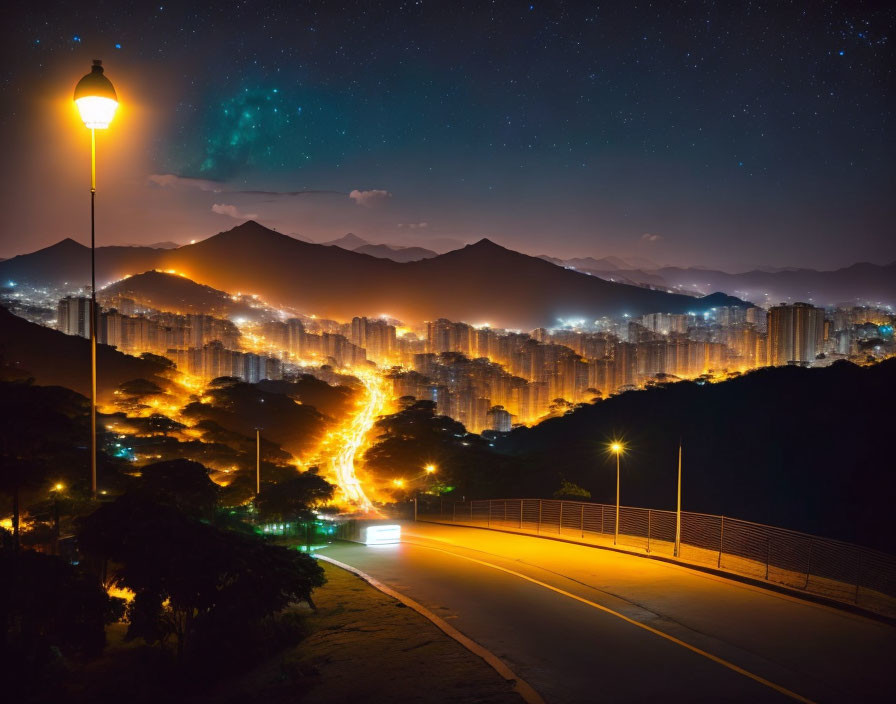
353, 243, 437, 262
0, 305, 169, 397
537, 251, 896, 305
1, 221, 746, 329
100, 270, 258, 317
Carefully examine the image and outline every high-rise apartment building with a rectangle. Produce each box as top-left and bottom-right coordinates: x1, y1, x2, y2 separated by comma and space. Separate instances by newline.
767, 303, 825, 366
56, 296, 93, 338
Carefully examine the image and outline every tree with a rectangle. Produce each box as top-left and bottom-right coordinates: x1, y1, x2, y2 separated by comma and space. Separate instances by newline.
139, 352, 175, 369
139, 459, 219, 520
255, 472, 334, 523
0, 544, 122, 695
553, 480, 591, 500
77, 493, 325, 659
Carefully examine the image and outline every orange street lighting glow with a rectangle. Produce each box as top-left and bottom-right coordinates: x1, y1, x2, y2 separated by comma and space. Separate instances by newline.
425, 464, 437, 473
54, 483, 64, 491
611, 442, 624, 453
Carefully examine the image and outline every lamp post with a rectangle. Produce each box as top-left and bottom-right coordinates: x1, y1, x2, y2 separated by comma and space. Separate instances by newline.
74, 60, 118, 498
255, 427, 263, 495
675, 440, 682, 558
52, 483, 64, 555
418, 463, 437, 520
610, 442, 624, 545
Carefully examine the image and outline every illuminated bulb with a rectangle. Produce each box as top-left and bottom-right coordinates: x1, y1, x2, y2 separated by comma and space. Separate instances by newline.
54, 483, 64, 491
425, 464, 436, 474
611, 442, 623, 454
73, 60, 118, 129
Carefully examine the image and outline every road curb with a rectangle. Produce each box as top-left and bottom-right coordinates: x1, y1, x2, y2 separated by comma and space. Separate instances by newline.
316, 554, 546, 704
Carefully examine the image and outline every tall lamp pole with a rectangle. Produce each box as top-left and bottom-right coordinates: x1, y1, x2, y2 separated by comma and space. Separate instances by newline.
675, 440, 682, 557
74, 60, 118, 498
255, 427, 263, 495
610, 442, 624, 546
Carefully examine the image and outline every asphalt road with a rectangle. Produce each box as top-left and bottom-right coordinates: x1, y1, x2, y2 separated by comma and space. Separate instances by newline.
321, 521, 896, 704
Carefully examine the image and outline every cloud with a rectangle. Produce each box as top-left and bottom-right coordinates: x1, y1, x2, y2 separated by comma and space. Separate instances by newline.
149, 173, 344, 198
398, 222, 429, 229
211, 203, 258, 220
349, 189, 392, 207
149, 174, 225, 192
641, 233, 663, 242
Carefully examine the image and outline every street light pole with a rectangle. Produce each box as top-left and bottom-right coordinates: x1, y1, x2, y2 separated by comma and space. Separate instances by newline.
255, 427, 262, 495
89, 127, 98, 498
610, 442, 623, 546
74, 60, 118, 499
675, 440, 682, 558
615, 450, 620, 546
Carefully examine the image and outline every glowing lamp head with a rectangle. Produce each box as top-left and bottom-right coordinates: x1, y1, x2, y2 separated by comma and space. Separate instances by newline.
610, 442, 623, 454
74, 60, 118, 129
393, 479, 405, 488
425, 464, 436, 474
54, 483, 64, 491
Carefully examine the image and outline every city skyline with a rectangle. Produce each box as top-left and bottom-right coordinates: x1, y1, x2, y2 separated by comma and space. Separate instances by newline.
2, 2, 894, 269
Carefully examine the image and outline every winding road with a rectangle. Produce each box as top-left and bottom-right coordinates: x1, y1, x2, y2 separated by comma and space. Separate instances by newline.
322, 521, 896, 703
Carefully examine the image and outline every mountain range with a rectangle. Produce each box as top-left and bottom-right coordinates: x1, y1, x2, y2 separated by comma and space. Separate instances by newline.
320, 232, 438, 262
542, 254, 896, 305
0, 221, 744, 329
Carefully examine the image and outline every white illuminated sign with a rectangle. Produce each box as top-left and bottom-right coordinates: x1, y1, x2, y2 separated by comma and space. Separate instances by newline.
363, 524, 401, 545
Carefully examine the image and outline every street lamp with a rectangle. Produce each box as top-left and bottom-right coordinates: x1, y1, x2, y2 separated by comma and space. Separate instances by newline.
51, 483, 65, 555
255, 427, 263, 495
610, 442, 624, 545
74, 60, 118, 498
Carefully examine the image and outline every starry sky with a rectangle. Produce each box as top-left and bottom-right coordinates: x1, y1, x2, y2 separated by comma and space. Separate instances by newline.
1, 1, 893, 270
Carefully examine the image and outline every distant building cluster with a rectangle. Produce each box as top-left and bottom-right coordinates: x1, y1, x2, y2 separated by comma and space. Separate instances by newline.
52, 294, 895, 433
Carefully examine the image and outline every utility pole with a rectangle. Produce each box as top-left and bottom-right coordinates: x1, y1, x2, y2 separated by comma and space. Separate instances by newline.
675, 439, 682, 558
255, 427, 262, 495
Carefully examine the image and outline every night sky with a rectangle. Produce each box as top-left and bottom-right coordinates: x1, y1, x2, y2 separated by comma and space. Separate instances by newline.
1, 1, 893, 270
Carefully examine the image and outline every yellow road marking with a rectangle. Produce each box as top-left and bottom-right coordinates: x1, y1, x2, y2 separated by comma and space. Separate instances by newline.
408, 540, 816, 704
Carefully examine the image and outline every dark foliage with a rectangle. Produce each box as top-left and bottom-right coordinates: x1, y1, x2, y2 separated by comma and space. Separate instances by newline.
0, 543, 122, 697
255, 471, 335, 523
138, 459, 219, 520
77, 493, 325, 660
495, 359, 896, 551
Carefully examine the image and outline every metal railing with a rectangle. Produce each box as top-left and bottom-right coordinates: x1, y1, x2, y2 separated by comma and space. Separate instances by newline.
418, 498, 896, 617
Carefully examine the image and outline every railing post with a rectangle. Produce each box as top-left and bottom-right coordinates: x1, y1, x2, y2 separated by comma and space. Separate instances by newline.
452, 501, 456, 523
580, 502, 585, 538
647, 509, 651, 553
519, 501, 522, 529
538, 500, 542, 534
559, 502, 564, 535
855, 553, 862, 604
488, 500, 491, 527
765, 535, 770, 580
503, 500, 507, 524
718, 516, 724, 569
804, 540, 812, 589
470, 501, 473, 523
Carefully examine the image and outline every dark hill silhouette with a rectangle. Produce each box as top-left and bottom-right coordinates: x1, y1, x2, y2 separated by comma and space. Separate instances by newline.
0, 238, 165, 291
1, 221, 746, 328
624, 262, 896, 305
0, 305, 170, 397
100, 270, 256, 317
353, 243, 438, 262
321, 232, 369, 249
494, 359, 896, 552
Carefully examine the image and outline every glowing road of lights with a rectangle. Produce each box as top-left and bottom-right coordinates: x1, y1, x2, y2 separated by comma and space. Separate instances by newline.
325, 369, 388, 512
